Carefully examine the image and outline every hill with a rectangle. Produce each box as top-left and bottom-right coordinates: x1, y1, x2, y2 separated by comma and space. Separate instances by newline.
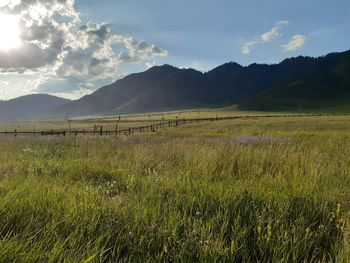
56, 65, 206, 116
239, 51, 350, 111
55, 49, 350, 117
1, 50, 350, 120
0, 94, 70, 121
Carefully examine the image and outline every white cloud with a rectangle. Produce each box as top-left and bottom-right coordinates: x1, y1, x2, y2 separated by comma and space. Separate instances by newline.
180, 61, 213, 72
241, 41, 258, 54
145, 61, 159, 69
261, 27, 281, 42
281, 34, 307, 52
242, 20, 289, 54
0, 80, 9, 86
0, 0, 168, 99
275, 20, 289, 26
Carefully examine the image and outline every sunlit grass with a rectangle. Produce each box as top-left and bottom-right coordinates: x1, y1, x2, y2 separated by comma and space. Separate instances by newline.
0, 115, 349, 261
0, 106, 330, 133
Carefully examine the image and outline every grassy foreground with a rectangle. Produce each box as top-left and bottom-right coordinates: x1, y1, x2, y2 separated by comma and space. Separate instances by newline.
0, 115, 350, 262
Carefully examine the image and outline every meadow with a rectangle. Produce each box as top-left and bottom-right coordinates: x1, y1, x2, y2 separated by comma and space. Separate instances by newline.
0, 113, 350, 262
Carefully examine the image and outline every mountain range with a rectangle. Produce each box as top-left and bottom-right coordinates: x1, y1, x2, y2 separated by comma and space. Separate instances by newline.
1, 49, 350, 121
0, 94, 70, 121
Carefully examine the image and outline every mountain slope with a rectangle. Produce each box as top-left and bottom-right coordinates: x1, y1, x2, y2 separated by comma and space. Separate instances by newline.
239, 51, 350, 111
55, 49, 350, 116
1, 49, 349, 120
0, 94, 70, 121
56, 65, 208, 115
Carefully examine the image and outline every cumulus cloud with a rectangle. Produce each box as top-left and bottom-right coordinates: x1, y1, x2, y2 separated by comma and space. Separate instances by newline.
281, 34, 307, 52
0, 80, 9, 86
241, 20, 289, 54
0, 0, 168, 98
275, 20, 289, 27
261, 27, 281, 42
241, 41, 258, 55
145, 61, 160, 69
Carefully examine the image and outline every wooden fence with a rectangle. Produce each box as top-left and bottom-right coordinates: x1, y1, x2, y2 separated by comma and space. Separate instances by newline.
0, 113, 339, 137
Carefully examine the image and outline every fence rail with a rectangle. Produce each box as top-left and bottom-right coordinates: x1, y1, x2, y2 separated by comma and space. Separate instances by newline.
0, 113, 340, 137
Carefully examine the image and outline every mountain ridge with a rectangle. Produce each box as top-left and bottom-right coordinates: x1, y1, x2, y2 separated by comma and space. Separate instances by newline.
0, 94, 70, 121
1, 49, 350, 120
58, 48, 350, 115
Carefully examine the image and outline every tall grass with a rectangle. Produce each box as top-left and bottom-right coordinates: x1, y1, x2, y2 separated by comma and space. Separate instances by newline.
0, 116, 349, 262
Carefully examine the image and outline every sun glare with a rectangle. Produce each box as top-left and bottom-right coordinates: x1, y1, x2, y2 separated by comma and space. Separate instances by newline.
0, 14, 22, 51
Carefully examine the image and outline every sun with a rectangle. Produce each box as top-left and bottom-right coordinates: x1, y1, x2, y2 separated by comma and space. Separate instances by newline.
0, 14, 22, 51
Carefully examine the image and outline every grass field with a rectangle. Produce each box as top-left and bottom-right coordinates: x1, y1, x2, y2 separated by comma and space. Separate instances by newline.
0, 106, 339, 133
0, 113, 350, 262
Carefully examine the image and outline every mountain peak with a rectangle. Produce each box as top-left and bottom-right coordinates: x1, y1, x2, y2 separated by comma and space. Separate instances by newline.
0, 93, 70, 121
1, 49, 350, 120
7, 93, 70, 102
146, 64, 179, 72
208, 61, 243, 74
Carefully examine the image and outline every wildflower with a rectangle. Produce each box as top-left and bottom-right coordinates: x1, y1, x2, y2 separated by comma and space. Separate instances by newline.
336, 203, 341, 216
266, 223, 272, 242
305, 227, 311, 237
257, 225, 262, 235
23, 148, 34, 153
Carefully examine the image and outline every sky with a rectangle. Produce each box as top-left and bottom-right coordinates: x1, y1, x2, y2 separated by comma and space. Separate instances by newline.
0, 0, 349, 100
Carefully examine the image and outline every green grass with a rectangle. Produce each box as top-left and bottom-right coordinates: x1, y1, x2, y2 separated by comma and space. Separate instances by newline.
0, 115, 350, 262
0, 106, 333, 134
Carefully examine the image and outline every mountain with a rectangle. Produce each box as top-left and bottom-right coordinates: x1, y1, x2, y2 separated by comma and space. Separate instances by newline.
54, 49, 350, 116
56, 65, 206, 116
0, 94, 70, 121
1, 49, 350, 121
239, 51, 350, 111
56, 61, 287, 116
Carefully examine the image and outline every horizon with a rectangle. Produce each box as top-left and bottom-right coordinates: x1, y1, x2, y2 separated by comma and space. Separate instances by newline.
1, 47, 349, 102
0, 0, 349, 100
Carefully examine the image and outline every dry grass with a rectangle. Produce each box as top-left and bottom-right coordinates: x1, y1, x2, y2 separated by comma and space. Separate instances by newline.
0, 115, 349, 262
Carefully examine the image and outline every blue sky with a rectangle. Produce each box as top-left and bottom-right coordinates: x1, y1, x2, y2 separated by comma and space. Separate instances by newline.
0, 0, 349, 99
76, 0, 350, 70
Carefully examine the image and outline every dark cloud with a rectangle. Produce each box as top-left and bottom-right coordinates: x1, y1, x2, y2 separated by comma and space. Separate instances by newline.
0, 0, 168, 97
0, 43, 58, 69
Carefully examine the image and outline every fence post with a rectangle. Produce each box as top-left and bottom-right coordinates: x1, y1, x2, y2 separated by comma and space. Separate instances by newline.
14, 129, 17, 137
100, 126, 103, 136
